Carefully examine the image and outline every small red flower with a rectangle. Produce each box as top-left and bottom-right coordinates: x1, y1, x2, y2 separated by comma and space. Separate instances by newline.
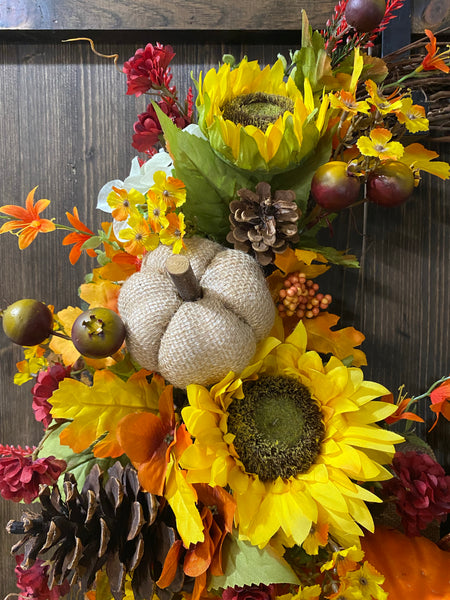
31, 364, 71, 429
383, 451, 450, 536
222, 584, 276, 600
132, 98, 191, 155
15, 554, 70, 600
0, 446, 66, 503
123, 42, 176, 97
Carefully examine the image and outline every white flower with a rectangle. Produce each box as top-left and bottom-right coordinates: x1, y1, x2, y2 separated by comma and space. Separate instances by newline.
96, 150, 174, 214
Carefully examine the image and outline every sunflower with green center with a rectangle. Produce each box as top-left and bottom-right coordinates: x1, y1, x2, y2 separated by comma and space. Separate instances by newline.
196, 58, 330, 172
180, 322, 403, 550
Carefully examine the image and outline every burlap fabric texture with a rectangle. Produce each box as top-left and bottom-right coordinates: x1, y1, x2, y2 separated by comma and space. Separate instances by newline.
118, 237, 275, 388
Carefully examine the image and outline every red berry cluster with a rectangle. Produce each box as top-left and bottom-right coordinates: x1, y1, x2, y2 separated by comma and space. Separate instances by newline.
277, 272, 332, 319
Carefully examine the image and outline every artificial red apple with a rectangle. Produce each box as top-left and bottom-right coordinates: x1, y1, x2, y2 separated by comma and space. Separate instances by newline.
311, 161, 361, 211
367, 161, 415, 206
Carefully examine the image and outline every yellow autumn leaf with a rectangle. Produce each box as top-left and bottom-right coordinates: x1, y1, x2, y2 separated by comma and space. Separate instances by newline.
79, 275, 121, 313
165, 460, 204, 547
273, 247, 330, 276
303, 311, 367, 367
50, 369, 162, 458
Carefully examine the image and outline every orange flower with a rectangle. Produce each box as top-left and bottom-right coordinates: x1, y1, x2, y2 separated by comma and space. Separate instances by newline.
157, 484, 236, 600
421, 30, 450, 73
0, 187, 55, 249
429, 378, 450, 431
383, 393, 425, 425
116, 385, 190, 495
62, 207, 97, 264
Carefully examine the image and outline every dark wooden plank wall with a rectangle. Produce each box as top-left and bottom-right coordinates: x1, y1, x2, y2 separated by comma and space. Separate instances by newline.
0, 0, 449, 593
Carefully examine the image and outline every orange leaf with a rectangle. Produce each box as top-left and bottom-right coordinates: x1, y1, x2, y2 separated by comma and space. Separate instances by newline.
117, 411, 169, 495
156, 539, 183, 588
190, 571, 207, 600
303, 311, 367, 367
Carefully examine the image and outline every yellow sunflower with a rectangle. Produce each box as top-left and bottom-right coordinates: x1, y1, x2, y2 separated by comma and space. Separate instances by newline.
196, 58, 330, 171
180, 322, 403, 550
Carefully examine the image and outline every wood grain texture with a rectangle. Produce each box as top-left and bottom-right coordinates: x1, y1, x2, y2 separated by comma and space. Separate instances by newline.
0, 0, 445, 33
0, 0, 336, 31
0, 32, 449, 593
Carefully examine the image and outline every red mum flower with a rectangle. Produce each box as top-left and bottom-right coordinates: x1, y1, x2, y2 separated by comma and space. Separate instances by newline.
0, 446, 66, 503
383, 450, 450, 536
123, 42, 176, 96
31, 363, 71, 429
132, 98, 191, 155
222, 584, 276, 600
15, 554, 70, 600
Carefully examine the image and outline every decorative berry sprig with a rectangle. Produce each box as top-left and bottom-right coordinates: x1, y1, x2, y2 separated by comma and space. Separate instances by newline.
277, 272, 332, 319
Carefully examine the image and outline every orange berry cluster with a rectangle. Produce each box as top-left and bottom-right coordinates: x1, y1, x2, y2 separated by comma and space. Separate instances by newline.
277, 272, 332, 319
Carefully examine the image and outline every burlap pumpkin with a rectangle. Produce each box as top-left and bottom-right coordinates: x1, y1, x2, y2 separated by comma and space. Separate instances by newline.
118, 237, 275, 388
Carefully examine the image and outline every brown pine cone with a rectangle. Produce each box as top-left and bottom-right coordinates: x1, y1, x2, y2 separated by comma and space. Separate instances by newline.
226, 181, 300, 266
6, 462, 187, 600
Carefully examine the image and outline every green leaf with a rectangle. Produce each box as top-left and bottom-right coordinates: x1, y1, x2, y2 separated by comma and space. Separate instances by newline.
270, 133, 332, 214
107, 352, 143, 381
299, 238, 360, 268
81, 235, 102, 250
39, 422, 127, 491
156, 106, 254, 243
208, 531, 299, 591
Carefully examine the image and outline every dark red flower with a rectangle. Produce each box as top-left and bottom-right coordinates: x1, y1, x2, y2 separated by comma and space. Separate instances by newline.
0, 446, 66, 503
132, 98, 191, 155
15, 554, 70, 600
222, 584, 276, 600
123, 42, 176, 97
383, 450, 450, 536
31, 363, 71, 428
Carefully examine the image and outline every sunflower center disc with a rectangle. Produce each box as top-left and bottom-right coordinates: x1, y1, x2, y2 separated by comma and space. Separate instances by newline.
227, 375, 325, 481
221, 92, 294, 131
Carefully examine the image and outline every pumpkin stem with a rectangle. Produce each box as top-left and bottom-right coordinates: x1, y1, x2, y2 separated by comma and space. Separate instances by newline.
166, 254, 203, 302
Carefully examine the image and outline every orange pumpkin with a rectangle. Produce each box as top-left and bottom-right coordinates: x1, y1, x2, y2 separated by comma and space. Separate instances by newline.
361, 526, 450, 599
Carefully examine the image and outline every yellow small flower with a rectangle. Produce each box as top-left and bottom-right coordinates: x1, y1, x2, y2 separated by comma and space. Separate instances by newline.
14, 345, 48, 386
342, 561, 388, 600
357, 128, 404, 161
107, 187, 144, 221
365, 80, 403, 115
146, 189, 169, 233
302, 522, 329, 555
321, 545, 365, 576
151, 171, 186, 210
329, 90, 371, 115
120, 215, 159, 256
290, 585, 322, 600
395, 97, 429, 133
158, 212, 186, 253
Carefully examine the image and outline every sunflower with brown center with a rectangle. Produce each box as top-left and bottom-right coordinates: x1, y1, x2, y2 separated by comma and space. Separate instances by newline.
196, 58, 330, 172
180, 322, 403, 550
